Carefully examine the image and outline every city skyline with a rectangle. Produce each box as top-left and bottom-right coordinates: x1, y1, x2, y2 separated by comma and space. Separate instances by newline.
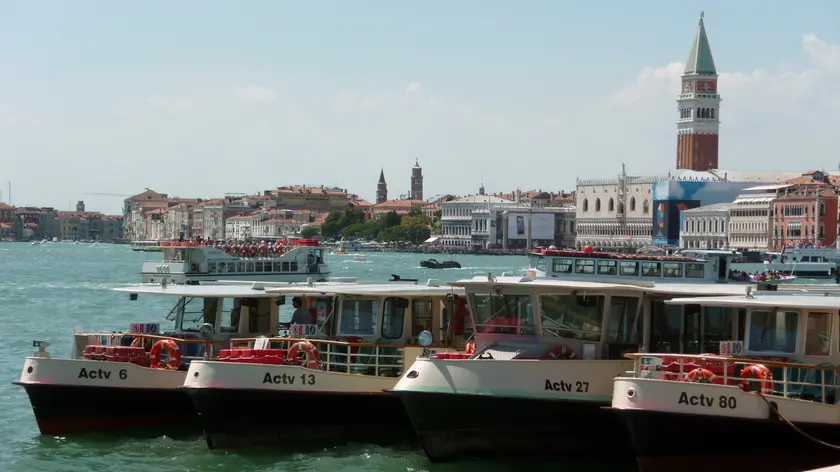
1, 1, 839, 214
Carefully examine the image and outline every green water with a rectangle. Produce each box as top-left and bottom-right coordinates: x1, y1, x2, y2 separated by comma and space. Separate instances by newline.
2, 243, 632, 471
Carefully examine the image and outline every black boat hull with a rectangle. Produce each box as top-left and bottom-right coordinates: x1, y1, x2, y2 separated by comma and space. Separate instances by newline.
185, 387, 416, 449
14, 382, 199, 437
615, 408, 840, 472
391, 390, 634, 463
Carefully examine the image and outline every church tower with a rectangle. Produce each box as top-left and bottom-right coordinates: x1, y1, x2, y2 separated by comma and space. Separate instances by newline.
410, 158, 423, 201
676, 12, 721, 171
376, 168, 388, 204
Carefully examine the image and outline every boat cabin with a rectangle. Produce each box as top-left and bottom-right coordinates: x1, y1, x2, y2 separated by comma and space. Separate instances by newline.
217, 282, 471, 377
136, 240, 329, 284
626, 289, 840, 403
73, 283, 297, 363
529, 248, 743, 284
451, 275, 812, 362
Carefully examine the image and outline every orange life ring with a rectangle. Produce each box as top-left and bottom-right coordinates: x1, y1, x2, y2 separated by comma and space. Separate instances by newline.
149, 339, 181, 370
549, 345, 577, 360
740, 364, 774, 394
287, 341, 321, 370
465, 343, 476, 355
684, 367, 716, 383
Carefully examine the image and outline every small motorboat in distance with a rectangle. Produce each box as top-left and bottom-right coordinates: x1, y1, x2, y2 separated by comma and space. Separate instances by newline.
420, 258, 461, 269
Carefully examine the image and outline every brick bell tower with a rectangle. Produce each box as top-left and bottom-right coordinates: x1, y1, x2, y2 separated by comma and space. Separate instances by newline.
676, 12, 721, 171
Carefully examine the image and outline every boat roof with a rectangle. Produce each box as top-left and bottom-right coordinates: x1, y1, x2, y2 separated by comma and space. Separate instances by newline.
665, 291, 840, 310
265, 281, 463, 297
111, 280, 364, 298
450, 276, 752, 297
112, 284, 283, 298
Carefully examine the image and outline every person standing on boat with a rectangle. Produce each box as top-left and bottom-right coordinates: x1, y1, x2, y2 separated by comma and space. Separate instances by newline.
282, 297, 315, 327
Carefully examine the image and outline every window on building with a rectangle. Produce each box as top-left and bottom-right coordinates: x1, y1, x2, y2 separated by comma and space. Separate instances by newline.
595, 198, 601, 212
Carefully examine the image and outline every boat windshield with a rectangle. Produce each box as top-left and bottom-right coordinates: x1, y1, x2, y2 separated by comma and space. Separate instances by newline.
181, 297, 219, 332
539, 294, 604, 342
528, 255, 546, 271
338, 297, 380, 337
469, 293, 535, 335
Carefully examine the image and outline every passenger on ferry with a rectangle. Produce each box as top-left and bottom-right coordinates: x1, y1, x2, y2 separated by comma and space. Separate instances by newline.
281, 297, 315, 327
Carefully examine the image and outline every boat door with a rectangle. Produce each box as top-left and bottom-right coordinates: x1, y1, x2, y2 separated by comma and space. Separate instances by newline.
717, 256, 728, 282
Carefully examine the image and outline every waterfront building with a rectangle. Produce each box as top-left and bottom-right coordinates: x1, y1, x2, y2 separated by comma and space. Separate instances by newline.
726, 185, 777, 251
679, 203, 731, 249
438, 189, 575, 249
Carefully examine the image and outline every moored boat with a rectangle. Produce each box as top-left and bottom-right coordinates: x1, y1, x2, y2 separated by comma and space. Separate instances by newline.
134, 238, 329, 284
420, 258, 461, 269
388, 273, 836, 463
610, 289, 840, 472
529, 247, 797, 284
12, 280, 345, 437
180, 280, 471, 449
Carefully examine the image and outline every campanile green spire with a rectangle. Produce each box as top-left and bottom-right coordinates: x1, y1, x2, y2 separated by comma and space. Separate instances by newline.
684, 12, 717, 75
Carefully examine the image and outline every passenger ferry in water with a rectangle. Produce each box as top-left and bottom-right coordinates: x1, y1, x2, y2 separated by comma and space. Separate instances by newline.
12, 279, 361, 437
528, 247, 797, 284
387, 270, 810, 463
610, 289, 840, 472
181, 281, 470, 449
133, 238, 330, 284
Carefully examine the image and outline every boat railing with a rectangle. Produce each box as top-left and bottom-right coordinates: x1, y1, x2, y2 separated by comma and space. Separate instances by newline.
79, 332, 229, 362
227, 336, 413, 378
625, 352, 840, 404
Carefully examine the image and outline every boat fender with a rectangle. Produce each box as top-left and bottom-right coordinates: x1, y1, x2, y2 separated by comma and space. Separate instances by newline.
149, 339, 181, 370
465, 343, 476, 355
739, 364, 774, 394
287, 341, 322, 370
684, 367, 716, 383
549, 345, 578, 360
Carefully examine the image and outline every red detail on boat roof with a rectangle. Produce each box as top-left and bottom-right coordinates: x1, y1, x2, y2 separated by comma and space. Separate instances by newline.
531, 249, 698, 262
293, 239, 320, 247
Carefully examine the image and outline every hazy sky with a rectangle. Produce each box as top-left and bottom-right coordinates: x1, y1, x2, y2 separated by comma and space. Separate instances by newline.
1, 1, 839, 214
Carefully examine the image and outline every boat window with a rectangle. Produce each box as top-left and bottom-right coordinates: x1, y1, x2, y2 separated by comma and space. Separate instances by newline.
702, 306, 737, 353
339, 298, 379, 337
641, 262, 661, 277
255, 262, 264, 273
273, 262, 281, 272
597, 260, 617, 275
575, 259, 595, 274
539, 294, 603, 341
552, 258, 573, 273
290, 261, 299, 272
246, 262, 254, 272
208, 262, 217, 273
663, 262, 683, 278
619, 261, 638, 276
181, 297, 218, 332
217, 262, 226, 274
282, 262, 290, 271
606, 296, 640, 345
220, 298, 242, 333
650, 300, 682, 352
382, 297, 408, 339
411, 298, 434, 336
747, 310, 798, 353
535, 256, 546, 271
528, 254, 539, 269
470, 293, 535, 335
225, 262, 234, 273
249, 298, 272, 333
806, 312, 832, 356
685, 263, 704, 278
238, 262, 245, 272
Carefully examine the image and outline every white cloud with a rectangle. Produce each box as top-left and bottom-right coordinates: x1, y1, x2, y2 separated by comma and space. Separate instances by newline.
803, 34, 840, 73
234, 84, 278, 102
